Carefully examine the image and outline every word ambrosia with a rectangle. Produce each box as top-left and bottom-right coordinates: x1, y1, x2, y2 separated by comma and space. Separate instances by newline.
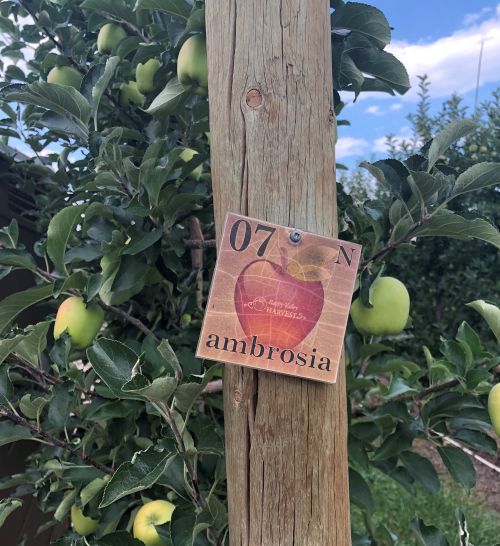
204, 334, 331, 372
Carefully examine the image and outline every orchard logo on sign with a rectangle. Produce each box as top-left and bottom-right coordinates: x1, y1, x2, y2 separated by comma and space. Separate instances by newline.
196, 213, 361, 383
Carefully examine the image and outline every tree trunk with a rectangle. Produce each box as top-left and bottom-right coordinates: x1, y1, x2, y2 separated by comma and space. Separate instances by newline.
205, 1, 351, 544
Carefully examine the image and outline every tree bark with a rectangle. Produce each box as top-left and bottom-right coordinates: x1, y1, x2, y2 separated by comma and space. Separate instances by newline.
206, 1, 351, 544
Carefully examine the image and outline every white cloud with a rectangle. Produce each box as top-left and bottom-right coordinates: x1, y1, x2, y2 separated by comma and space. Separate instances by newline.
463, 7, 492, 26
336, 136, 369, 159
387, 7, 500, 101
390, 103, 403, 111
365, 105, 383, 115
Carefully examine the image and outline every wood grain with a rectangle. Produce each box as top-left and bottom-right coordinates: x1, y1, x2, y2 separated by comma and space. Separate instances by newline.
205, 1, 351, 544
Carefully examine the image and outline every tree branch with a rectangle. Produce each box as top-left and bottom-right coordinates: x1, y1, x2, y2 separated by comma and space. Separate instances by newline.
184, 239, 216, 249
352, 378, 461, 416
360, 214, 431, 269
0, 406, 113, 474
152, 402, 222, 546
98, 301, 158, 340
10, 353, 101, 398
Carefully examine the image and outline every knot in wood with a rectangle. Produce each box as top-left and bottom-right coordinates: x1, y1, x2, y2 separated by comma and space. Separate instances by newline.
246, 88, 263, 108
233, 389, 243, 404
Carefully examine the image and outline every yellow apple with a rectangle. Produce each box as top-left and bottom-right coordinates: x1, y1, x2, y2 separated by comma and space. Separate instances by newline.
133, 500, 175, 546
47, 66, 82, 89
350, 276, 410, 336
179, 148, 203, 179
97, 23, 128, 54
119, 81, 145, 108
71, 504, 98, 536
488, 383, 500, 436
54, 296, 104, 349
177, 35, 208, 96
136, 58, 161, 93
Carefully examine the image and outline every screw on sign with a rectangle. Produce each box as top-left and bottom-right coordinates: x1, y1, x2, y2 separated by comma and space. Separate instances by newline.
197, 213, 361, 383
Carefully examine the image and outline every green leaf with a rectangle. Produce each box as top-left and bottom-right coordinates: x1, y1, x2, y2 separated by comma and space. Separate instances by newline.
437, 446, 476, 490
80, 0, 137, 23
386, 377, 418, 399
427, 119, 478, 171
157, 339, 183, 381
91, 56, 121, 130
80, 476, 110, 507
99, 449, 172, 507
411, 517, 450, 546
0, 285, 54, 335
400, 451, 439, 494
0, 421, 32, 446
99, 532, 145, 546
350, 47, 410, 96
451, 162, 500, 198
372, 424, 413, 460
47, 204, 87, 274
19, 394, 47, 420
174, 365, 222, 412
54, 489, 77, 522
134, 0, 191, 19
0, 366, 13, 404
466, 300, 500, 342
122, 374, 178, 404
414, 210, 500, 249
0, 219, 18, 248
0, 82, 90, 142
15, 321, 52, 367
451, 429, 498, 456
349, 468, 373, 514
47, 383, 73, 428
98, 255, 148, 305
87, 339, 138, 398
122, 228, 163, 255
0, 249, 37, 272
332, 2, 391, 48
0, 497, 22, 528
146, 78, 188, 115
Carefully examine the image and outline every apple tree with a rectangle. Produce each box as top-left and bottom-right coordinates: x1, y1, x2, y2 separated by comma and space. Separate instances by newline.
0, 1, 498, 545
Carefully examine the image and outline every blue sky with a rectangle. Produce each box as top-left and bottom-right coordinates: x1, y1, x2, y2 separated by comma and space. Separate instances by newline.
337, 1, 500, 168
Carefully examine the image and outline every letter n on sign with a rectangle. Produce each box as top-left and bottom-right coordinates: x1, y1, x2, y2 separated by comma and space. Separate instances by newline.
196, 213, 361, 383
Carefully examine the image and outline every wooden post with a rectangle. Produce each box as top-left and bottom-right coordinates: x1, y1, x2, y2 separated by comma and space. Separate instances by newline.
205, 1, 351, 545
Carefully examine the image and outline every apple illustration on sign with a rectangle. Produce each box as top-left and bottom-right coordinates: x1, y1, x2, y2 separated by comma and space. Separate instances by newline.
234, 245, 338, 348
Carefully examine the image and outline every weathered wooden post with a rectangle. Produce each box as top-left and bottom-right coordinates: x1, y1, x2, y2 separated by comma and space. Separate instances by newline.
205, 1, 351, 544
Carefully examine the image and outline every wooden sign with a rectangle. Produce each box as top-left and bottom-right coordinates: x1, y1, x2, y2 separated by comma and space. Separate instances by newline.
196, 213, 361, 383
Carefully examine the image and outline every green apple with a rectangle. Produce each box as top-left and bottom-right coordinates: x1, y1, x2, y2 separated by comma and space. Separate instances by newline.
180, 313, 192, 327
47, 66, 82, 89
136, 58, 161, 93
119, 81, 145, 108
97, 23, 127, 54
54, 296, 104, 349
468, 144, 478, 153
350, 276, 410, 336
70, 505, 98, 536
179, 148, 203, 179
177, 35, 208, 96
491, 151, 498, 157
479, 145, 488, 153
488, 383, 500, 436
133, 500, 175, 546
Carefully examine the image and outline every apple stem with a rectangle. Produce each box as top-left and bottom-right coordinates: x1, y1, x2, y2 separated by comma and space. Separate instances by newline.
279, 246, 289, 270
